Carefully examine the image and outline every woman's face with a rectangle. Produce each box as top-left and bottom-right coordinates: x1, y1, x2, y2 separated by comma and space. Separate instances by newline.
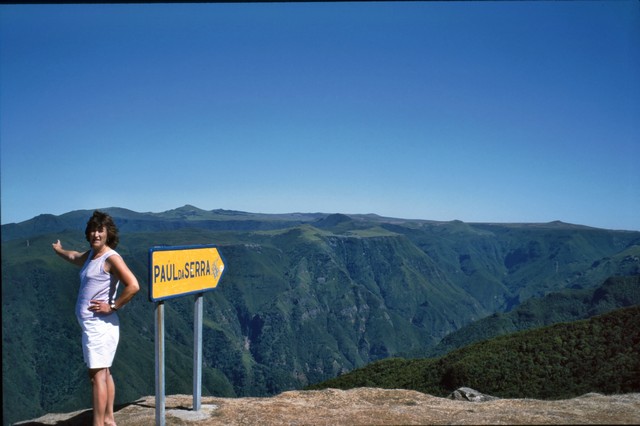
88, 226, 109, 250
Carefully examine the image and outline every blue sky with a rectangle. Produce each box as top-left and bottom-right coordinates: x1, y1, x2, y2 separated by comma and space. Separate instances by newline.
1, 1, 639, 230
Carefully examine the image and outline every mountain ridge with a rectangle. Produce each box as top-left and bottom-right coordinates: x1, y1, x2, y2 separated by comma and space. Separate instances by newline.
4, 205, 635, 243
3, 206, 639, 425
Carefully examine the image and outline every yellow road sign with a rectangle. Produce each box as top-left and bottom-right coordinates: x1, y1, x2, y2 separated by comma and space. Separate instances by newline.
149, 244, 225, 301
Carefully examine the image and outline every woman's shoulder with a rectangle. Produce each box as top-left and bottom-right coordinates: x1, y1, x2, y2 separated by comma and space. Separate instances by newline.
102, 249, 124, 273
104, 249, 120, 259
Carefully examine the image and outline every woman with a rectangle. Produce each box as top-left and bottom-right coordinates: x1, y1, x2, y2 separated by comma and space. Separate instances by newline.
52, 210, 140, 426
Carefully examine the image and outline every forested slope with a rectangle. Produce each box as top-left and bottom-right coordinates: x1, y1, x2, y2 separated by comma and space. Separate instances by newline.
3, 206, 639, 425
308, 305, 640, 399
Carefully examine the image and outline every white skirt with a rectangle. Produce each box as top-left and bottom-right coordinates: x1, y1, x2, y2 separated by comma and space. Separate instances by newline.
79, 315, 120, 369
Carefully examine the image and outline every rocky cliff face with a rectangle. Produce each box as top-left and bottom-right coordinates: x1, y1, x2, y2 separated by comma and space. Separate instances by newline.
16, 388, 640, 425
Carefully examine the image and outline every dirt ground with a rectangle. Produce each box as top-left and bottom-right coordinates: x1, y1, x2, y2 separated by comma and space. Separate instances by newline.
17, 388, 640, 425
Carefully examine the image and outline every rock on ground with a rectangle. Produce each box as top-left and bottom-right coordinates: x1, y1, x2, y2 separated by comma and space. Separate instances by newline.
448, 387, 500, 402
16, 388, 640, 425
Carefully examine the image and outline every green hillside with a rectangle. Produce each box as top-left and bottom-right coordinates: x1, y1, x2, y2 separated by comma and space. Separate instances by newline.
307, 305, 640, 399
2, 207, 639, 425
426, 273, 640, 357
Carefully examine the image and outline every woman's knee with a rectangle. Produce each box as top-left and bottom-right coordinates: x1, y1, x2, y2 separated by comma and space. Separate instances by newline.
89, 367, 109, 382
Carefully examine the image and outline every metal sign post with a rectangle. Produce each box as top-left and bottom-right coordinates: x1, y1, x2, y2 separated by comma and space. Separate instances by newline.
155, 301, 165, 426
149, 244, 225, 426
193, 293, 203, 411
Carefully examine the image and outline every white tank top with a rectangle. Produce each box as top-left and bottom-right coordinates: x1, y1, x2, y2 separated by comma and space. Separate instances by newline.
76, 249, 120, 320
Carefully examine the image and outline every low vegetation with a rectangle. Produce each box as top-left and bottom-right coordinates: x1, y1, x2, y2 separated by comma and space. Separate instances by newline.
307, 305, 640, 399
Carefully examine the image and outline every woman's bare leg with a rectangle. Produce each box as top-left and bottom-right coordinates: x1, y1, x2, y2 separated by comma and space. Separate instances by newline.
89, 368, 108, 426
105, 368, 116, 426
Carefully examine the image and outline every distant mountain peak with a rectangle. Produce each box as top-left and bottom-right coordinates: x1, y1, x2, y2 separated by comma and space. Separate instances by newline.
172, 204, 206, 213
314, 213, 353, 229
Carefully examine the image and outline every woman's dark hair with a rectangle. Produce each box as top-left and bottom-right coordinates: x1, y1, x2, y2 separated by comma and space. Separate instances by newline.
85, 210, 119, 249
